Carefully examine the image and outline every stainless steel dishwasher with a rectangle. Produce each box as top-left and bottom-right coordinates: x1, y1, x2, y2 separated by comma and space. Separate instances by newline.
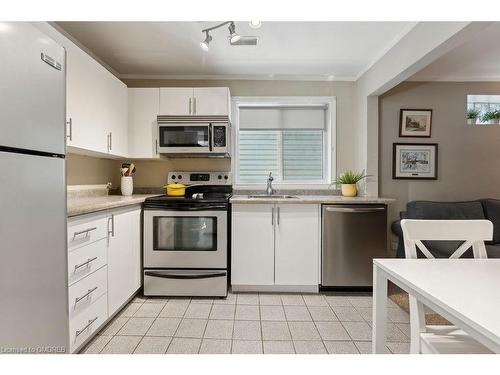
322, 204, 387, 288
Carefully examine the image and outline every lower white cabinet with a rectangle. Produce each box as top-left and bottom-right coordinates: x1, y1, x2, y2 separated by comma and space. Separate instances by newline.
67, 205, 142, 352
231, 204, 275, 286
231, 203, 320, 292
107, 207, 142, 314
274, 204, 320, 286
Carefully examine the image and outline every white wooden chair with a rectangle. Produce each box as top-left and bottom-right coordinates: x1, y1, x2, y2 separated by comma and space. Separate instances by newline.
400, 219, 494, 354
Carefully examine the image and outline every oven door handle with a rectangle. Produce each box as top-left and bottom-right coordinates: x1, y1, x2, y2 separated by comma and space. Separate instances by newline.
145, 270, 226, 280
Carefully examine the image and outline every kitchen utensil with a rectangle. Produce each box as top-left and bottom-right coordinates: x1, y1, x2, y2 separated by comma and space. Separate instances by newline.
128, 163, 135, 176
163, 183, 202, 197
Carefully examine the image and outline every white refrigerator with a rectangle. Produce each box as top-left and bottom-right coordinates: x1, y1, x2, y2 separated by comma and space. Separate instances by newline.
0, 22, 68, 353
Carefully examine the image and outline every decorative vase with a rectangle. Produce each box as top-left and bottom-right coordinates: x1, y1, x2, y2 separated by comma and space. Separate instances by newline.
341, 184, 357, 197
121, 176, 133, 196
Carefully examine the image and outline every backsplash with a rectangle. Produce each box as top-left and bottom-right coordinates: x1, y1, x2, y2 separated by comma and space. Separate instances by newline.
67, 153, 231, 188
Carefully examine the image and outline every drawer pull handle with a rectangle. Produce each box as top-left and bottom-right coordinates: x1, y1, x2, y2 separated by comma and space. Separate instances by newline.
75, 286, 98, 304
74, 257, 98, 272
72, 227, 97, 241
75, 316, 98, 338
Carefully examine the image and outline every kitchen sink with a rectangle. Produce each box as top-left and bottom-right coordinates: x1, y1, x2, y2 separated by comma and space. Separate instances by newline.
248, 194, 299, 199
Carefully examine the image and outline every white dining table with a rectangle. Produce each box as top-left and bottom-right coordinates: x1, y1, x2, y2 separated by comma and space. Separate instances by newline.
372, 259, 500, 354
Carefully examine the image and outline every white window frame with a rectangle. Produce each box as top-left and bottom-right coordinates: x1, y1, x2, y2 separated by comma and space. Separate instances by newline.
231, 96, 336, 190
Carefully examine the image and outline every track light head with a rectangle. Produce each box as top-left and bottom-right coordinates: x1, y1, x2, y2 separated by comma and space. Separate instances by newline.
228, 22, 241, 43
200, 32, 212, 51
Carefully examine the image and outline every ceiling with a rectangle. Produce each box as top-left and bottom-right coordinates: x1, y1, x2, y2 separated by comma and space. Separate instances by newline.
56, 21, 415, 81
411, 23, 500, 81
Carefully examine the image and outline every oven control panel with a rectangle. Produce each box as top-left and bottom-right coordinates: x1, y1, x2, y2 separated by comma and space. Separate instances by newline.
168, 171, 232, 185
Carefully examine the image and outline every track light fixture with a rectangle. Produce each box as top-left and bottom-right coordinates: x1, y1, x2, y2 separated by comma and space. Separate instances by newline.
200, 21, 241, 51
200, 31, 212, 51
228, 22, 241, 43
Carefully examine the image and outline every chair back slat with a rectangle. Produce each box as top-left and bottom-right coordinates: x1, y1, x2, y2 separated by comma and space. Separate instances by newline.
415, 240, 435, 259
401, 219, 492, 242
400, 219, 493, 353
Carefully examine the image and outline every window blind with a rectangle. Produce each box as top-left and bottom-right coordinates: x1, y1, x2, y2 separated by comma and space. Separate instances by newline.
239, 106, 326, 130
238, 131, 280, 183
238, 130, 324, 183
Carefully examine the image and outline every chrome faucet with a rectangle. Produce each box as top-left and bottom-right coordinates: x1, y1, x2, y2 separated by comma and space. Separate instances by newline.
266, 172, 275, 196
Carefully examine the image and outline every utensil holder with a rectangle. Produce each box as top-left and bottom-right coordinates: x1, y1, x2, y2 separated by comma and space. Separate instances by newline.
121, 176, 133, 196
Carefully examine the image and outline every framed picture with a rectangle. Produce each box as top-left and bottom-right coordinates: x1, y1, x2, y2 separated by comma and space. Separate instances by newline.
393, 143, 438, 180
399, 109, 432, 137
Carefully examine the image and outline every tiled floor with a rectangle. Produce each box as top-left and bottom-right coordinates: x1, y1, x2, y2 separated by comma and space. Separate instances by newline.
81, 292, 410, 354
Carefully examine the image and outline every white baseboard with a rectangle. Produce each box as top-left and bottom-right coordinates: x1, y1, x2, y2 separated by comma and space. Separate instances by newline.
231, 285, 319, 293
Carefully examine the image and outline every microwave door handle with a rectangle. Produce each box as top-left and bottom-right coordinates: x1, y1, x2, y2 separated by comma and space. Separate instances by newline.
208, 123, 213, 152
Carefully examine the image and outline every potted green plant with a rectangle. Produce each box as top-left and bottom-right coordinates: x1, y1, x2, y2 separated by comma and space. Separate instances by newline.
467, 108, 480, 125
334, 170, 369, 197
481, 110, 500, 124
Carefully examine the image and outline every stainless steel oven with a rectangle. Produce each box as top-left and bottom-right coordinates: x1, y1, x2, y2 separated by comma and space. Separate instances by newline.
142, 171, 232, 297
157, 116, 230, 156
143, 209, 227, 269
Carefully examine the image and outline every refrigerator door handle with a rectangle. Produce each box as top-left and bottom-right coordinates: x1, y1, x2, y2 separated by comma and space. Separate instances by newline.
66, 118, 72, 141
41, 52, 62, 71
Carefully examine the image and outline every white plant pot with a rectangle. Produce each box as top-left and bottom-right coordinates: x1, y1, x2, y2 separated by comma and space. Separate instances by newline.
121, 176, 133, 196
467, 118, 477, 125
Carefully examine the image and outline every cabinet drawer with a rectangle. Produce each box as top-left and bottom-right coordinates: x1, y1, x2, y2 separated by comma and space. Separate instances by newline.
68, 215, 109, 250
69, 293, 108, 353
68, 238, 107, 285
68, 266, 108, 320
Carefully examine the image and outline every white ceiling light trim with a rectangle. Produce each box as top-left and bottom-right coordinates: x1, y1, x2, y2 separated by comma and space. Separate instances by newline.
119, 73, 358, 81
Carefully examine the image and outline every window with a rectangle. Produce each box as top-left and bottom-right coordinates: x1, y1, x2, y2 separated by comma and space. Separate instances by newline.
467, 94, 500, 125
233, 97, 334, 186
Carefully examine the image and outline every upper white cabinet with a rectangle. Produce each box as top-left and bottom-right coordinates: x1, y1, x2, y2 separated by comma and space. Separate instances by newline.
193, 87, 230, 116
105, 77, 128, 158
107, 207, 142, 315
159, 88, 193, 116
231, 203, 320, 291
34, 23, 128, 158
128, 88, 160, 158
159, 87, 230, 116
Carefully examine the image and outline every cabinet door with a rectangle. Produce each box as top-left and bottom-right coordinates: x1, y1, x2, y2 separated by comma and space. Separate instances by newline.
128, 88, 160, 158
65, 39, 108, 153
231, 204, 275, 286
108, 207, 142, 315
193, 87, 229, 116
106, 77, 128, 157
159, 88, 193, 115
274, 204, 320, 286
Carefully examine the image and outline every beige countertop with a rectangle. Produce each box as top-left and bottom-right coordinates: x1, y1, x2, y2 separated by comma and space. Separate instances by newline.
67, 194, 159, 217
230, 195, 395, 204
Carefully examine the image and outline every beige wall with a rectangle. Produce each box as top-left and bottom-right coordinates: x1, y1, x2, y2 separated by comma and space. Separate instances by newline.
124, 79, 358, 176
379, 81, 500, 232
67, 153, 121, 186
68, 79, 358, 187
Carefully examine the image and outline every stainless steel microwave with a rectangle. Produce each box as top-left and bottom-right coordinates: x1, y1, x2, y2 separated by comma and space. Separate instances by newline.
157, 115, 231, 157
